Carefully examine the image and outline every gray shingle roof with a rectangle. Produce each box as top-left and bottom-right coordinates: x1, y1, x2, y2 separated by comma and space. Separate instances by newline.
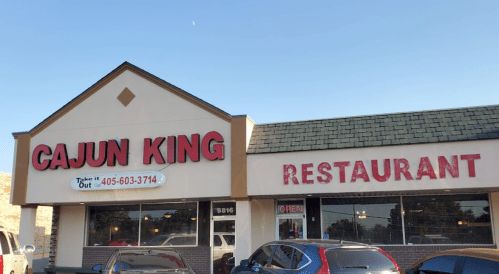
247, 105, 499, 154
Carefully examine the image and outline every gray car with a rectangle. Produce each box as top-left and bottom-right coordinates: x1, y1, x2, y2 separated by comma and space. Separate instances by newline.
92, 248, 195, 274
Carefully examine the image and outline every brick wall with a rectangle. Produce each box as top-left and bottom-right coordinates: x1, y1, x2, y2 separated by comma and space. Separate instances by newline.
48, 206, 61, 267
382, 245, 497, 270
82, 246, 211, 274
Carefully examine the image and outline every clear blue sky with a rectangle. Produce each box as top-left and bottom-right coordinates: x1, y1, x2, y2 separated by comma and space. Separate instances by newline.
1, 1, 498, 174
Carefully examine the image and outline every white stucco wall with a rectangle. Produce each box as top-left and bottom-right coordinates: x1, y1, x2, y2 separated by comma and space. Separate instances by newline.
56, 205, 86, 266
26, 70, 231, 204
250, 199, 275, 252
248, 140, 499, 196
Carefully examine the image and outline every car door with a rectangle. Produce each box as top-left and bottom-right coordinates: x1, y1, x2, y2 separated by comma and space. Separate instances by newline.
0, 232, 13, 274
233, 245, 275, 273
460, 256, 499, 274
410, 255, 460, 274
265, 245, 297, 274
7, 233, 21, 274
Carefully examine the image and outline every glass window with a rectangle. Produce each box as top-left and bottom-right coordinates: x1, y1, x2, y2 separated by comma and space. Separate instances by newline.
291, 249, 308, 269
223, 235, 235, 246
270, 245, 293, 269
250, 245, 274, 267
418, 255, 458, 274
8, 233, 19, 252
0, 232, 10, 255
214, 235, 222, 246
462, 257, 499, 274
141, 203, 197, 246
277, 200, 304, 215
87, 205, 140, 247
326, 248, 395, 272
404, 194, 492, 245
322, 197, 403, 244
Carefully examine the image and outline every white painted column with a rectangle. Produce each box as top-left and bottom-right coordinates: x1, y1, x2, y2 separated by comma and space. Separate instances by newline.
491, 192, 499, 248
19, 205, 38, 273
235, 200, 252, 265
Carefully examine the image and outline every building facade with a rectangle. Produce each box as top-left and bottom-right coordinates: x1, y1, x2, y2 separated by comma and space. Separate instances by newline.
10, 63, 499, 274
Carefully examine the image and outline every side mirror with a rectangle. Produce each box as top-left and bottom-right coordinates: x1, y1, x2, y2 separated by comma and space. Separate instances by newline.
240, 259, 249, 267
23, 245, 35, 253
92, 265, 102, 271
251, 262, 263, 272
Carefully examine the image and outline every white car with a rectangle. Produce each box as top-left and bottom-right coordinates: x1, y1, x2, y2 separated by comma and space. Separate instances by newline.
0, 226, 35, 274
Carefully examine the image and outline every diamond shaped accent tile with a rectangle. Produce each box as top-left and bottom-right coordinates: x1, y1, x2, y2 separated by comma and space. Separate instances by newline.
117, 88, 135, 107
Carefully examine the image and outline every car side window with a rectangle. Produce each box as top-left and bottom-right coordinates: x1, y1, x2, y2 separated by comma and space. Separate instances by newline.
7, 233, 19, 252
291, 249, 308, 269
214, 235, 222, 246
250, 245, 274, 267
0, 232, 10, 255
462, 257, 499, 274
270, 245, 294, 269
418, 255, 458, 274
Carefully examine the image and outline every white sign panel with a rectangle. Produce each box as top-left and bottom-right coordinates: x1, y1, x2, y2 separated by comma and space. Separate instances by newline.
71, 171, 166, 191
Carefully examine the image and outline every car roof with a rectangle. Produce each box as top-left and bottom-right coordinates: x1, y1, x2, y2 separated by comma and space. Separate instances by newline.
410, 248, 499, 267
264, 239, 374, 249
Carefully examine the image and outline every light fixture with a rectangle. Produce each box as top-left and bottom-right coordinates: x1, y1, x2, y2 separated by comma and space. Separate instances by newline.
114, 227, 118, 231
79, 203, 85, 205
154, 229, 159, 233
307, 194, 312, 197
191, 217, 197, 221
144, 216, 149, 221
164, 214, 171, 218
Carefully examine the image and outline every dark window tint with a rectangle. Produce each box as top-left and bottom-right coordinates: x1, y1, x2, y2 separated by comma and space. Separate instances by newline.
462, 257, 499, 274
418, 255, 458, 274
404, 194, 492, 245
270, 245, 294, 269
223, 235, 235, 245
0, 232, 10, 255
291, 249, 308, 269
214, 235, 222, 246
250, 245, 273, 267
8, 233, 19, 252
326, 248, 395, 272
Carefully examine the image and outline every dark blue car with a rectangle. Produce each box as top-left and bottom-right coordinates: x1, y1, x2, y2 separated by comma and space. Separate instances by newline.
230, 239, 399, 274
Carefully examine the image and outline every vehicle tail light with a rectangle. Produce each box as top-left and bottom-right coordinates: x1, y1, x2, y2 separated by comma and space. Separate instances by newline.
316, 247, 330, 274
377, 247, 400, 273
0, 255, 3, 274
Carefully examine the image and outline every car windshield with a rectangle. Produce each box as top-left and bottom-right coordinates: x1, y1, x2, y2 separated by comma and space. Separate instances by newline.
117, 250, 188, 271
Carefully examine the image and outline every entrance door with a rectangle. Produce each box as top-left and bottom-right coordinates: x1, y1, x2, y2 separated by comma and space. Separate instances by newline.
212, 219, 235, 274
277, 217, 305, 240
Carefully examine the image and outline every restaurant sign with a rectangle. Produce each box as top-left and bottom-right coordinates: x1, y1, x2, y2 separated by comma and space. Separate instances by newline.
71, 171, 166, 191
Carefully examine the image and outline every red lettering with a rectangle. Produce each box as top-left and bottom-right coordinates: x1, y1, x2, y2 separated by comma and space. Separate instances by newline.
394, 158, 413, 181
86, 141, 107, 167
438, 155, 459, 178
291, 206, 296, 212
297, 206, 303, 213
372, 159, 391, 182
167, 136, 176, 163
32, 144, 52, 171
351, 161, 370, 182
334, 161, 350, 183
69, 143, 86, 168
283, 165, 299, 185
49, 144, 69, 170
416, 157, 437, 180
461, 154, 481, 177
143, 137, 165, 165
201, 131, 224, 160
302, 163, 314, 184
107, 139, 129, 166
178, 134, 200, 163
279, 206, 285, 213
317, 162, 332, 183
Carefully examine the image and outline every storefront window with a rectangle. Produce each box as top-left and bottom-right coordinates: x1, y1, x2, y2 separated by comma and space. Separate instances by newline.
87, 205, 140, 247
322, 197, 403, 245
404, 194, 492, 245
87, 202, 198, 247
141, 202, 197, 246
